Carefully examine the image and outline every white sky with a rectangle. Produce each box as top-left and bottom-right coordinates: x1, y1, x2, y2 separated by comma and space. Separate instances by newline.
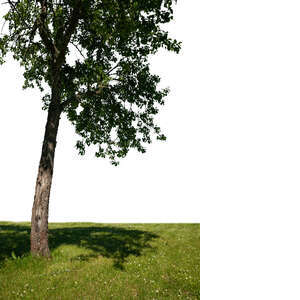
2, 1, 300, 298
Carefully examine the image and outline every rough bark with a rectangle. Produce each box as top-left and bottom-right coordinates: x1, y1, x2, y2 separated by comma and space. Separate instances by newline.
29, 1, 81, 257
30, 96, 61, 257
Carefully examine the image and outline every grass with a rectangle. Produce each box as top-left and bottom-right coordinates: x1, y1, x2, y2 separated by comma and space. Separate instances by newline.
0, 222, 200, 299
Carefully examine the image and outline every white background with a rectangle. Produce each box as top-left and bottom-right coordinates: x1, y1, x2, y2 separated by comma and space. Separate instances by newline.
1, 1, 300, 299
0, 2, 200, 223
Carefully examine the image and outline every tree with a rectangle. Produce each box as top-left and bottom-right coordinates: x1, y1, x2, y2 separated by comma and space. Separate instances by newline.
0, 0, 181, 257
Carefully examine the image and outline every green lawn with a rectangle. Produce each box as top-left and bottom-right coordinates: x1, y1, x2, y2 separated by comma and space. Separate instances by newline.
0, 222, 200, 299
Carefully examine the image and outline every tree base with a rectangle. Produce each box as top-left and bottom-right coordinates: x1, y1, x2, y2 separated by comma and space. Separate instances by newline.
30, 230, 51, 258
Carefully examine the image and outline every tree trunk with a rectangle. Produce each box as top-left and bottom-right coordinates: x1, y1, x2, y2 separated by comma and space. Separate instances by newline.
30, 99, 61, 257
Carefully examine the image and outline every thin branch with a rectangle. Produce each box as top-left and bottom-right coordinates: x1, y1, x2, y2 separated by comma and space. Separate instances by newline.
56, 1, 82, 67
71, 41, 85, 59
1, 19, 7, 35
107, 61, 121, 75
7, 0, 19, 10
36, 0, 57, 58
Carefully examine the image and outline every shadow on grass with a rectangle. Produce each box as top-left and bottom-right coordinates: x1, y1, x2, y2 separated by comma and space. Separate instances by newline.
0, 224, 159, 269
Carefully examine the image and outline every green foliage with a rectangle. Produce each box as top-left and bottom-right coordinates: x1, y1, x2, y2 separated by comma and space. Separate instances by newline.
0, 0, 181, 165
0, 222, 200, 299
11, 251, 17, 260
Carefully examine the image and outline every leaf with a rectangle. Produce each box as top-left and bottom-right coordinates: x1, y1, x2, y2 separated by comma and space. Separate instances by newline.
11, 251, 17, 260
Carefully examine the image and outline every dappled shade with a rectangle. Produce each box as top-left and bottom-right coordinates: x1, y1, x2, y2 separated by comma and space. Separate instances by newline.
0, 224, 159, 269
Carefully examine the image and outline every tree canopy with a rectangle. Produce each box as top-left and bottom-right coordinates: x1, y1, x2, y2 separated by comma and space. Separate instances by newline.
0, 0, 181, 165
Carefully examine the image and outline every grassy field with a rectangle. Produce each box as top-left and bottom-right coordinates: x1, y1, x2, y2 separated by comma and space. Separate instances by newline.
0, 222, 200, 299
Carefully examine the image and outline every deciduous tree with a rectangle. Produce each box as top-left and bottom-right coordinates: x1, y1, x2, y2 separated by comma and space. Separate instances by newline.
0, 0, 181, 257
